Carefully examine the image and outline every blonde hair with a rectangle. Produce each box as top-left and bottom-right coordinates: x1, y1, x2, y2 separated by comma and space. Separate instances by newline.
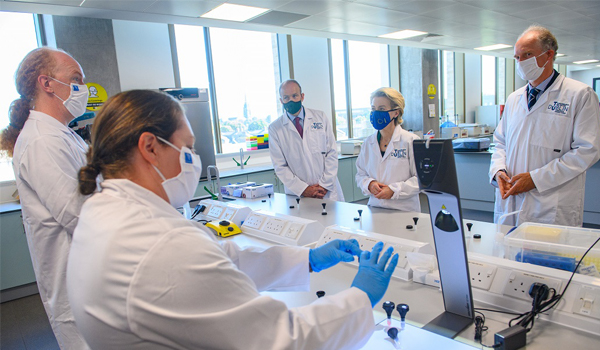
78, 90, 184, 195
370, 87, 405, 125
0, 47, 63, 156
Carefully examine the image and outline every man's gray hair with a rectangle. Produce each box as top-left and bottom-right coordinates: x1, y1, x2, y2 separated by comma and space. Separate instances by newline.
519, 24, 559, 62
279, 79, 302, 96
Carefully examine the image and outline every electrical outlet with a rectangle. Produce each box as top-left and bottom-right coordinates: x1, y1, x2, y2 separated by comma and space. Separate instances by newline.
572, 285, 600, 320
284, 223, 303, 239
222, 208, 235, 221
502, 271, 562, 301
243, 214, 265, 229
319, 230, 350, 247
264, 218, 287, 235
468, 261, 497, 291
207, 205, 224, 218
383, 243, 411, 269
358, 236, 379, 252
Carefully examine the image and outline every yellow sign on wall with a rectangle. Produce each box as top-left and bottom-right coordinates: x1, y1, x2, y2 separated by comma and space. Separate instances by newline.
427, 84, 437, 99
86, 83, 108, 111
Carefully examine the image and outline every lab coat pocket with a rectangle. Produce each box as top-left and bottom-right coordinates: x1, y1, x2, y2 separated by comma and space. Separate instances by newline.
530, 113, 570, 154
308, 129, 327, 154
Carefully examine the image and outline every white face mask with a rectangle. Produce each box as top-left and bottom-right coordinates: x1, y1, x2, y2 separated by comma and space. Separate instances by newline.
152, 136, 202, 209
50, 77, 89, 118
516, 51, 549, 82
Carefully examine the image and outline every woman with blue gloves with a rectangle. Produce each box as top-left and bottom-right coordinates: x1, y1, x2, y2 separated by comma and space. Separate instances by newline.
67, 90, 398, 350
356, 87, 421, 212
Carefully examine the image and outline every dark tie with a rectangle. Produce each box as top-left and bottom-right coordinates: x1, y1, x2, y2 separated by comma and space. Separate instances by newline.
294, 117, 303, 138
528, 87, 540, 110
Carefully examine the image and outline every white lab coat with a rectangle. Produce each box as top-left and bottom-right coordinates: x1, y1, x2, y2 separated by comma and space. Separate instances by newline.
12, 110, 90, 349
489, 74, 600, 226
269, 107, 344, 201
67, 179, 374, 350
355, 125, 421, 211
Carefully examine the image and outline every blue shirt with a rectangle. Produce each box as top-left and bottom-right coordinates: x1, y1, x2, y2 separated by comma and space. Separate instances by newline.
528, 70, 559, 96
286, 106, 305, 128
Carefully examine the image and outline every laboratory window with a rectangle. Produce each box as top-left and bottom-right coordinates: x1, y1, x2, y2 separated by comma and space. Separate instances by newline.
209, 28, 280, 154
330, 39, 348, 141
0, 12, 40, 182
441, 50, 456, 121
481, 55, 496, 106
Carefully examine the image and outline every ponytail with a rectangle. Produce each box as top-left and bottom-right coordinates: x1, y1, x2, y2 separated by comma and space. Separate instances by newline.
0, 47, 59, 156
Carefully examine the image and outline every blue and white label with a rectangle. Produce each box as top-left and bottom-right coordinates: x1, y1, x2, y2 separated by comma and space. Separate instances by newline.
391, 148, 407, 159
547, 101, 569, 115
184, 152, 193, 164
73, 85, 79, 91
311, 122, 324, 130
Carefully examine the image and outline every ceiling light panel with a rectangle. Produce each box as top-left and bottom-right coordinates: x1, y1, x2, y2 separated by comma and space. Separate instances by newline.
379, 30, 428, 40
201, 3, 270, 22
474, 44, 512, 51
572, 59, 599, 64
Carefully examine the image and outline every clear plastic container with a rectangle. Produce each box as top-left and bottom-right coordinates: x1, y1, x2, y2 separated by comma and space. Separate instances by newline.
504, 222, 600, 274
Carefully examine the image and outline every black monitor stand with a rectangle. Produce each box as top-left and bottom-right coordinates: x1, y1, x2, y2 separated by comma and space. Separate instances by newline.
413, 139, 474, 339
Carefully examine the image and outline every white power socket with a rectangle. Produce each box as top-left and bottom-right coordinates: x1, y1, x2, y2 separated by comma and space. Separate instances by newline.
320, 230, 350, 245
503, 271, 562, 301
358, 236, 379, 251
243, 213, 266, 229
468, 261, 497, 291
572, 285, 600, 320
207, 206, 224, 218
263, 218, 286, 234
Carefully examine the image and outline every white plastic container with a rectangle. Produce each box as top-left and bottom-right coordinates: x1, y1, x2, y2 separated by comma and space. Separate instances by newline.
504, 222, 600, 275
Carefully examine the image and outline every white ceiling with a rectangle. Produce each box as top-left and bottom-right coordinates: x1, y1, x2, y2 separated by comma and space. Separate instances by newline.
2, 0, 600, 68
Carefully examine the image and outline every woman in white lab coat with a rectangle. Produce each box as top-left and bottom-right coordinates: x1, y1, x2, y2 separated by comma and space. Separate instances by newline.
67, 90, 399, 350
355, 87, 421, 212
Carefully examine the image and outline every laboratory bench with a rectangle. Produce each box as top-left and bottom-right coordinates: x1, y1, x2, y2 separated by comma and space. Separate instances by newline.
208, 194, 600, 350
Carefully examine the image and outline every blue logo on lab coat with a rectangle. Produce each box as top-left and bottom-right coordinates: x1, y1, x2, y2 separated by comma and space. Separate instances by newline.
391, 148, 407, 158
184, 152, 193, 164
73, 85, 79, 91
311, 122, 324, 130
547, 102, 569, 115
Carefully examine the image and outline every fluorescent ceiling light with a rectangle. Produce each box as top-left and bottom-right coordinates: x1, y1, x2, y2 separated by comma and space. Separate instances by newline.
379, 30, 428, 40
474, 44, 512, 51
573, 59, 599, 64
201, 3, 269, 22
555, 53, 566, 57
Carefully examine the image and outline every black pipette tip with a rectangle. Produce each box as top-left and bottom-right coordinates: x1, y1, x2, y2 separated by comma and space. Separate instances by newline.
382, 301, 395, 318
387, 327, 399, 340
268, 193, 272, 199
296, 197, 300, 204
413, 217, 419, 225
358, 209, 363, 217
466, 223, 473, 232
397, 303, 409, 321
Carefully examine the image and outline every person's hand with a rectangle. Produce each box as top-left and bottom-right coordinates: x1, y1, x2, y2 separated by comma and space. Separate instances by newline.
374, 185, 394, 199
316, 185, 329, 198
496, 171, 512, 198
504, 172, 535, 198
302, 184, 326, 198
368, 181, 385, 195
351, 242, 399, 307
309, 239, 361, 272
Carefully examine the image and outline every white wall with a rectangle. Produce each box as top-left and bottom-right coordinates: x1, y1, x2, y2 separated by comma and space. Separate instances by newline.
112, 20, 175, 91
464, 53, 482, 124
290, 35, 333, 120
568, 67, 600, 90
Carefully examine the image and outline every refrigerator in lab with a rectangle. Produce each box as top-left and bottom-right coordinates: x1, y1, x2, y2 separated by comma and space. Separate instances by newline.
160, 88, 216, 181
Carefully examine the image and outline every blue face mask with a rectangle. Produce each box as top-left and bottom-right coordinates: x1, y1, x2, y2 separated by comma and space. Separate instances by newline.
370, 109, 397, 130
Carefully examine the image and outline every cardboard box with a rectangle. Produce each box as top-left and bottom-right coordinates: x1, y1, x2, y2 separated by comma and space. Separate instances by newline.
221, 182, 256, 197
242, 184, 274, 199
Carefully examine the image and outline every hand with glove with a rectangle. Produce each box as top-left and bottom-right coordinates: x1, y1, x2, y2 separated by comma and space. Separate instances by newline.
309, 239, 362, 272
351, 242, 399, 307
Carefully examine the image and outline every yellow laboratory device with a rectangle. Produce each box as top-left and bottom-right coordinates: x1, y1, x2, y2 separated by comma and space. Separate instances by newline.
206, 220, 242, 238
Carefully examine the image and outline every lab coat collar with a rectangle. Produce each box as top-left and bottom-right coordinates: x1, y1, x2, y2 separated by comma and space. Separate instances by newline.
527, 72, 563, 114
28, 110, 73, 135
100, 179, 183, 218
367, 125, 403, 160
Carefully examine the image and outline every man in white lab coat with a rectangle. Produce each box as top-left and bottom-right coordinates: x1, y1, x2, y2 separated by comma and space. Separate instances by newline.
489, 25, 600, 226
269, 80, 344, 200
0, 47, 90, 349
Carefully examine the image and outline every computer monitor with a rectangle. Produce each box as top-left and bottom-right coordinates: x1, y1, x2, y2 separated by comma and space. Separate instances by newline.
413, 139, 474, 339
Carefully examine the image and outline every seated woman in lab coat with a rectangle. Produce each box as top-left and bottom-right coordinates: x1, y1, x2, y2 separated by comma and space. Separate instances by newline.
355, 87, 421, 212
67, 89, 399, 350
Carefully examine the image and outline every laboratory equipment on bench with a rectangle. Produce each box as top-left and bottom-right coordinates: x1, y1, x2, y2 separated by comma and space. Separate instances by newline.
316, 225, 434, 281
340, 140, 363, 155
452, 137, 490, 152
458, 123, 490, 137
222, 182, 256, 197
205, 220, 242, 238
382, 301, 395, 326
414, 139, 474, 339
241, 210, 325, 246
241, 183, 274, 199
160, 88, 216, 180
192, 199, 251, 227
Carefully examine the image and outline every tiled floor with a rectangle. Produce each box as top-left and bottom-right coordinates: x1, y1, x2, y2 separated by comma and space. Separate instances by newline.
0, 294, 59, 350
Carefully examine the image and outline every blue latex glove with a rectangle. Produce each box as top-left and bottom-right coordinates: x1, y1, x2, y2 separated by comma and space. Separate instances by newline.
309, 239, 361, 272
351, 242, 399, 307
